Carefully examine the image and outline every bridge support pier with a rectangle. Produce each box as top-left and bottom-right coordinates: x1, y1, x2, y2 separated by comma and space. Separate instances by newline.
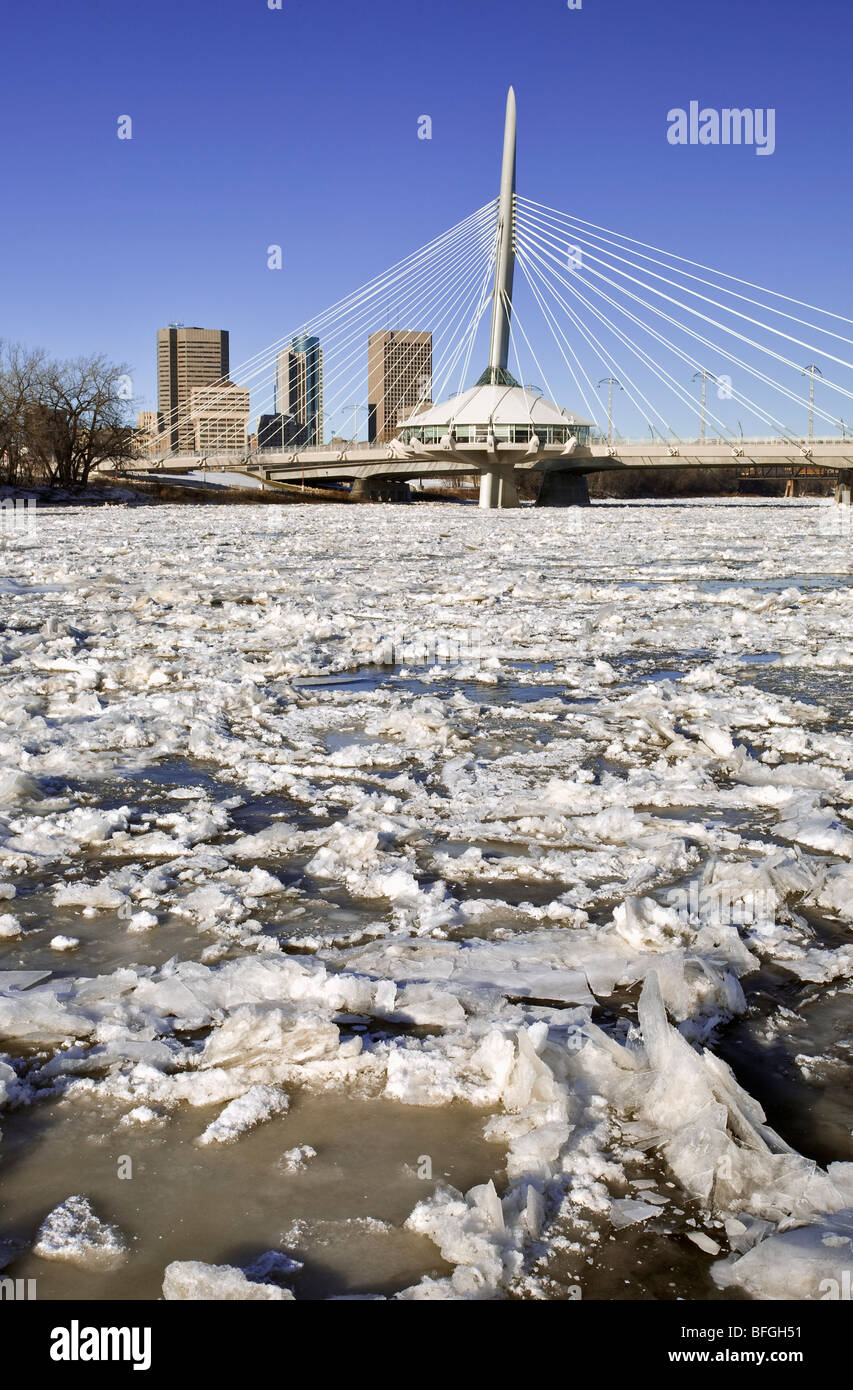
350, 477, 411, 503
478, 465, 519, 509
535, 471, 590, 507
835, 469, 853, 506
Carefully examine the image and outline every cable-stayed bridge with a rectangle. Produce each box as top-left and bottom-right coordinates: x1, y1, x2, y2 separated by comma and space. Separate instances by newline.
137, 90, 853, 508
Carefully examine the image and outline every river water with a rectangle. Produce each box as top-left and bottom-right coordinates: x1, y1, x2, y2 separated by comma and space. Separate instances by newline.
0, 497, 851, 1300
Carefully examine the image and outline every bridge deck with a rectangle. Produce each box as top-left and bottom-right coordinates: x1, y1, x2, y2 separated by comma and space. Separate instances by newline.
132, 438, 853, 488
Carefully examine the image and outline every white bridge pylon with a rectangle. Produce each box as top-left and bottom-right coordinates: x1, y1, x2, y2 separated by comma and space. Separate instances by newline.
142, 90, 853, 507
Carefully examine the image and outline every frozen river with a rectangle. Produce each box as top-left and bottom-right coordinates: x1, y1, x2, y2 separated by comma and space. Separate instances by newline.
1, 496, 852, 1301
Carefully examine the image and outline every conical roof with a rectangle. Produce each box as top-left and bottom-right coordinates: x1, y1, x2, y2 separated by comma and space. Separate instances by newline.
400, 382, 592, 430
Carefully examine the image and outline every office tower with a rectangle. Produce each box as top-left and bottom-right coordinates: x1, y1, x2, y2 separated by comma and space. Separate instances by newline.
136, 411, 161, 459
257, 413, 302, 451
189, 382, 250, 453
157, 325, 229, 453
367, 330, 432, 443
274, 335, 323, 446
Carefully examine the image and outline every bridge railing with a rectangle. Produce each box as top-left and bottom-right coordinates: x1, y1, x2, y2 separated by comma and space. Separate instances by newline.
594, 436, 850, 448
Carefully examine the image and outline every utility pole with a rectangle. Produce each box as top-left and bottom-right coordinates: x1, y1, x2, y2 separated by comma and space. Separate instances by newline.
802, 364, 822, 441
691, 368, 717, 443
597, 377, 622, 447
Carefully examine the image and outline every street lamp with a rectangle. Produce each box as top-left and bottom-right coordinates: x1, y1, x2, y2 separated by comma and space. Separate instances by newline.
317, 410, 339, 447
691, 368, 717, 443
802, 364, 822, 442
597, 377, 623, 447
344, 402, 363, 444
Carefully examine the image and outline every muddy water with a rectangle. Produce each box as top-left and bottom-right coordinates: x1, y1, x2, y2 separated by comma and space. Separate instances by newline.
0, 1092, 504, 1300
717, 983, 853, 1171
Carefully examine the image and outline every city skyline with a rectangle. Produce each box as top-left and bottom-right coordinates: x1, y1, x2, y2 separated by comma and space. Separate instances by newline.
145, 322, 444, 453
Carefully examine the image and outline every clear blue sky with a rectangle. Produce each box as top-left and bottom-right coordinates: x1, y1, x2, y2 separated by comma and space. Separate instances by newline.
1, 0, 850, 437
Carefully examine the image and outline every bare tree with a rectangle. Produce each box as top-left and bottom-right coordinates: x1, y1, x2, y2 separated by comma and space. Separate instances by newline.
30, 354, 138, 488
0, 341, 49, 486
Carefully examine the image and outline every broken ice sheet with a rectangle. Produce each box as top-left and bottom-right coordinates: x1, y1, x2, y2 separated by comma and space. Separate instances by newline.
609, 1198, 663, 1230
162, 1260, 294, 1301
196, 1085, 290, 1146
34, 1196, 127, 1271
2, 501, 853, 1300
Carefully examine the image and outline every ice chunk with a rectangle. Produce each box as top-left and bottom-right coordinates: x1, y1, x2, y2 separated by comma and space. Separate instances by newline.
34, 1196, 127, 1270
198, 1004, 339, 1071
242, 1249, 303, 1282
196, 1084, 289, 1145
405, 1183, 506, 1288
610, 1198, 661, 1229
119, 1105, 166, 1127
162, 1260, 295, 1300
713, 1212, 853, 1299
53, 882, 127, 911
280, 1145, 316, 1172
128, 911, 158, 933
227, 823, 297, 859
0, 1059, 19, 1107
0, 771, 40, 804
687, 1231, 721, 1255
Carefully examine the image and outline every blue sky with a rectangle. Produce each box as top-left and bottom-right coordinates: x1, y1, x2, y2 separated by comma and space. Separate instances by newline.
1, 0, 851, 438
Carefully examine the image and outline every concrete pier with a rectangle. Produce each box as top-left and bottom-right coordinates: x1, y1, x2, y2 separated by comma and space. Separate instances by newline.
479, 465, 520, 509
535, 471, 590, 507
350, 477, 410, 503
835, 469, 853, 505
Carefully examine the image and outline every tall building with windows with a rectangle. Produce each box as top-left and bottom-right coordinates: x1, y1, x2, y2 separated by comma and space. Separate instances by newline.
157, 325, 229, 453
256, 412, 302, 451
136, 411, 162, 460
189, 382, 250, 454
367, 330, 432, 443
274, 335, 323, 447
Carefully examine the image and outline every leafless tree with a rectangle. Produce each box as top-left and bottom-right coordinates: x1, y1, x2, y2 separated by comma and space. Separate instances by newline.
0, 341, 49, 486
31, 354, 138, 487
0, 344, 140, 489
